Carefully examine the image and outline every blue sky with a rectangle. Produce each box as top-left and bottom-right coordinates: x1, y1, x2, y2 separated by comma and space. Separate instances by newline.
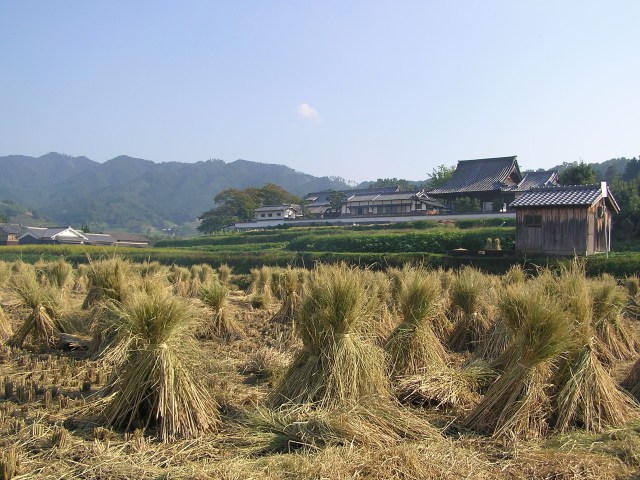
1, 1, 638, 183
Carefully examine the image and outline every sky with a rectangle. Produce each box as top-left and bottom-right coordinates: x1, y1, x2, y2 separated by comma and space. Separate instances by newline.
1, 1, 639, 183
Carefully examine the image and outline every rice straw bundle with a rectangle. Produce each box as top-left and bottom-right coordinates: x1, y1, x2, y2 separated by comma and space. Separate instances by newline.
590, 274, 636, 362
480, 283, 541, 367
72, 263, 89, 293
447, 266, 491, 352
82, 257, 131, 309
553, 341, 637, 433
249, 266, 274, 303
270, 267, 304, 326
9, 270, 62, 348
503, 264, 527, 286
465, 294, 572, 439
101, 288, 219, 441
40, 257, 73, 289
386, 269, 447, 375
269, 263, 388, 407
199, 280, 243, 341
187, 264, 216, 297
0, 260, 12, 286
168, 266, 191, 297
217, 263, 233, 284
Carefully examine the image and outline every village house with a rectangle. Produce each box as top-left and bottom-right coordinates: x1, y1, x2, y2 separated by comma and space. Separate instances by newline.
254, 204, 302, 221
19, 226, 88, 245
303, 187, 400, 218
510, 182, 619, 256
0, 224, 21, 245
341, 190, 448, 216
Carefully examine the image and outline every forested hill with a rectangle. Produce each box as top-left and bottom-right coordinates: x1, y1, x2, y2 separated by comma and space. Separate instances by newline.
0, 153, 348, 234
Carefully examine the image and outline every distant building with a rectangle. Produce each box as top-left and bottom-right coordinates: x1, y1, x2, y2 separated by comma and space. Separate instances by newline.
19, 226, 88, 245
0, 224, 21, 245
303, 187, 400, 218
109, 233, 151, 248
254, 204, 302, 221
341, 190, 448, 216
510, 182, 619, 256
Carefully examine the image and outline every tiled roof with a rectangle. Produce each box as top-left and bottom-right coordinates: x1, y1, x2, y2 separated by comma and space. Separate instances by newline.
428, 156, 521, 194
0, 224, 22, 235
514, 171, 559, 191
510, 183, 620, 212
304, 187, 400, 203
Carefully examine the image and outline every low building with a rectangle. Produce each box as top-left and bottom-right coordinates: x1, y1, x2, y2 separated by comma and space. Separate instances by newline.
254, 204, 301, 221
341, 190, 448, 216
110, 233, 150, 248
84, 233, 116, 246
0, 224, 21, 245
304, 187, 400, 218
19, 226, 88, 245
510, 182, 620, 256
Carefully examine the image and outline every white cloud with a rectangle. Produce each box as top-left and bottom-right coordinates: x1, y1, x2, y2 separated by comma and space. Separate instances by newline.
297, 103, 319, 120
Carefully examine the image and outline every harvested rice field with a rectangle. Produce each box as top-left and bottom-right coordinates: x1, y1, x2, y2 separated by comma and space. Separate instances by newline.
1, 257, 640, 479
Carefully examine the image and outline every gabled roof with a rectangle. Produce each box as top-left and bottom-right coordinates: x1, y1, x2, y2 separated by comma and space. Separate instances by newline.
428, 156, 522, 194
0, 223, 22, 235
509, 183, 620, 213
19, 226, 88, 242
514, 170, 559, 191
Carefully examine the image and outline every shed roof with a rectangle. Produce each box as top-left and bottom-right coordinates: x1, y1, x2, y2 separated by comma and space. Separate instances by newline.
428, 156, 522, 194
509, 183, 620, 213
254, 204, 300, 213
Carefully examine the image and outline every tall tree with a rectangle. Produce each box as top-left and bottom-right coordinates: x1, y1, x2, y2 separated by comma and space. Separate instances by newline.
558, 161, 596, 185
197, 184, 300, 233
426, 164, 456, 189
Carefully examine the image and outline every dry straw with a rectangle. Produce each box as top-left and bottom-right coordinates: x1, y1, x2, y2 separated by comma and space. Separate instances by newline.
82, 257, 131, 309
386, 267, 446, 376
9, 269, 62, 348
447, 266, 491, 352
269, 263, 388, 407
100, 288, 219, 441
0, 305, 12, 343
199, 280, 243, 341
465, 292, 572, 439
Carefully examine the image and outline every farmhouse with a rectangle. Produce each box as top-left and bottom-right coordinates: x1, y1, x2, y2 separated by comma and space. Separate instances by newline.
341, 190, 448, 216
510, 182, 620, 256
303, 187, 400, 218
0, 224, 21, 245
254, 204, 301, 221
19, 226, 88, 245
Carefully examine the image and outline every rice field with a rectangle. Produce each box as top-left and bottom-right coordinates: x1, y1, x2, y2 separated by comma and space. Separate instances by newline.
1, 257, 640, 479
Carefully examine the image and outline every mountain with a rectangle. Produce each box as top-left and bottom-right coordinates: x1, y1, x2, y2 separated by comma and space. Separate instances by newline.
0, 152, 348, 234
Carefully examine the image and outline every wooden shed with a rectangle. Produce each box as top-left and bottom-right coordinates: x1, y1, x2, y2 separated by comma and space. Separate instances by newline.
509, 182, 620, 256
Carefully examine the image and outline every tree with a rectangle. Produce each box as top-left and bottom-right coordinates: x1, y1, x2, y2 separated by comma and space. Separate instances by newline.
558, 161, 596, 185
327, 191, 347, 216
623, 158, 640, 182
426, 164, 456, 189
197, 184, 301, 233
452, 196, 480, 213
368, 178, 417, 191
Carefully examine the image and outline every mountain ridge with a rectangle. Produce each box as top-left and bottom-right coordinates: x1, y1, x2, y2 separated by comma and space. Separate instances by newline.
0, 152, 348, 234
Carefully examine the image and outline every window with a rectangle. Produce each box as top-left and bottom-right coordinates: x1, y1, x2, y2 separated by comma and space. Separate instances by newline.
524, 214, 542, 227
260, 214, 265, 217
268, 213, 272, 217
277, 212, 282, 216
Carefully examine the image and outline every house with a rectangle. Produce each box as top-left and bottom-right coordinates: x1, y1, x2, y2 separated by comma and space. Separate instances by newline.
84, 233, 116, 246
19, 226, 89, 245
0, 224, 21, 245
509, 182, 620, 256
304, 187, 400, 218
341, 190, 448, 216
428, 156, 523, 212
254, 204, 301, 221
109, 233, 150, 248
